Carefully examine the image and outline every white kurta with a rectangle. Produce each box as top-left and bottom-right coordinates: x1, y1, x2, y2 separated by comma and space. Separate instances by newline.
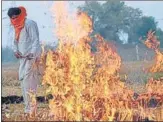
12, 18, 42, 113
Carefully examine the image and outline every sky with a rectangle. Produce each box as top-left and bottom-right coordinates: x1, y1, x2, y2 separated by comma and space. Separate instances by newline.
125, 1, 163, 29
2, 1, 163, 47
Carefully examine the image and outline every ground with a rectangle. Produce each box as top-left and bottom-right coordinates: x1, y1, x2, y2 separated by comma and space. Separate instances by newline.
1, 61, 163, 121
2, 63, 50, 121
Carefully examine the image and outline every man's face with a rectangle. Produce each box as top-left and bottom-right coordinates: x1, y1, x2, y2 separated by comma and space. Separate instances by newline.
11, 15, 19, 19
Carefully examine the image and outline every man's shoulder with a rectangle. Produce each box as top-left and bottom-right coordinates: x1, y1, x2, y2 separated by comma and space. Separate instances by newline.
25, 19, 37, 27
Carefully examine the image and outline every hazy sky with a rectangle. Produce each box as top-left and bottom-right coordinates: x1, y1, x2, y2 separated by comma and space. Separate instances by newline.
2, 1, 163, 47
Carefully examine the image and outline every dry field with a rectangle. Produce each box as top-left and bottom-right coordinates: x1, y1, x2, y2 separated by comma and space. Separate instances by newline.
2, 63, 50, 121
2, 61, 153, 96
2, 61, 163, 121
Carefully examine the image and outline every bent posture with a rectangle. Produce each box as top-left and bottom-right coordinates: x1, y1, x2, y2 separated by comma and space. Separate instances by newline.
7, 7, 41, 115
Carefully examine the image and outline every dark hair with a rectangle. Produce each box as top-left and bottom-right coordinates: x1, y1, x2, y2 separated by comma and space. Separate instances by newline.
7, 7, 21, 18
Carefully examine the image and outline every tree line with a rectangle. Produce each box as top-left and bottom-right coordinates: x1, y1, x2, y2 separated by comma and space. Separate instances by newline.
78, 1, 163, 47
2, 1, 163, 63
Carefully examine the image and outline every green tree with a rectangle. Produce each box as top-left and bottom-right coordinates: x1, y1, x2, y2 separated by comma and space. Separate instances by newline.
127, 16, 158, 44
122, 6, 142, 44
79, 1, 161, 46
79, 1, 142, 43
78, 1, 103, 33
137, 16, 157, 39
156, 28, 163, 48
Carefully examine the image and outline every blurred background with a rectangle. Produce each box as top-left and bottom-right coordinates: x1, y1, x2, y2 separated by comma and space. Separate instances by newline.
2, 1, 163, 63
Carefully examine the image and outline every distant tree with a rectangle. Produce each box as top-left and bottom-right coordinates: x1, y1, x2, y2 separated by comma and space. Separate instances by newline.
79, 1, 143, 43
137, 16, 157, 39
78, 1, 161, 46
156, 28, 163, 48
79, 0, 128, 42
122, 6, 142, 44
78, 1, 103, 33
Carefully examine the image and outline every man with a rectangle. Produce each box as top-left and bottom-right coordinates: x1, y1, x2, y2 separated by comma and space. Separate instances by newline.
7, 7, 42, 116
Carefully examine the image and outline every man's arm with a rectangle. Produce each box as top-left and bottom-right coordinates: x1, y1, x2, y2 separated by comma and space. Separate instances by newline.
12, 41, 22, 58
12, 40, 18, 52
10, 27, 18, 52
29, 21, 40, 54
27, 20, 40, 59
11, 27, 22, 58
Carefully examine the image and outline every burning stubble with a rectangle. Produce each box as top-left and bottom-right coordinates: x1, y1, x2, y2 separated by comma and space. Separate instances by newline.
39, 1, 163, 121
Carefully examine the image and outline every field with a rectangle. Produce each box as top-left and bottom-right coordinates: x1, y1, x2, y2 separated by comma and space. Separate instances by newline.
2, 61, 163, 121
2, 63, 50, 121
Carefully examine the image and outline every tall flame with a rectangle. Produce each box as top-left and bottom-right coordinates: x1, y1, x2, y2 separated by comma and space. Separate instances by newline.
41, 1, 163, 121
51, 1, 92, 45
144, 30, 163, 72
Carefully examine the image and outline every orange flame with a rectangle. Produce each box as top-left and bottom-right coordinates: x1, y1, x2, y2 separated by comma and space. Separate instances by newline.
144, 30, 163, 72
41, 2, 163, 121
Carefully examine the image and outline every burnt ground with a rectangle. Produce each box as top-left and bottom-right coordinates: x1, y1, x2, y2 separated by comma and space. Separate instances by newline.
1, 95, 53, 104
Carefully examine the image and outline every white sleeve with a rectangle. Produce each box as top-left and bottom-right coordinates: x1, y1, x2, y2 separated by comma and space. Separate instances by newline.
12, 40, 18, 52
10, 27, 18, 52
28, 21, 40, 54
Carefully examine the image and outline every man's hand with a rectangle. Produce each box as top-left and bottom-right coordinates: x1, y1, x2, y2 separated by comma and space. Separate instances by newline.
26, 53, 34, 60
14, 51, 22, 59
